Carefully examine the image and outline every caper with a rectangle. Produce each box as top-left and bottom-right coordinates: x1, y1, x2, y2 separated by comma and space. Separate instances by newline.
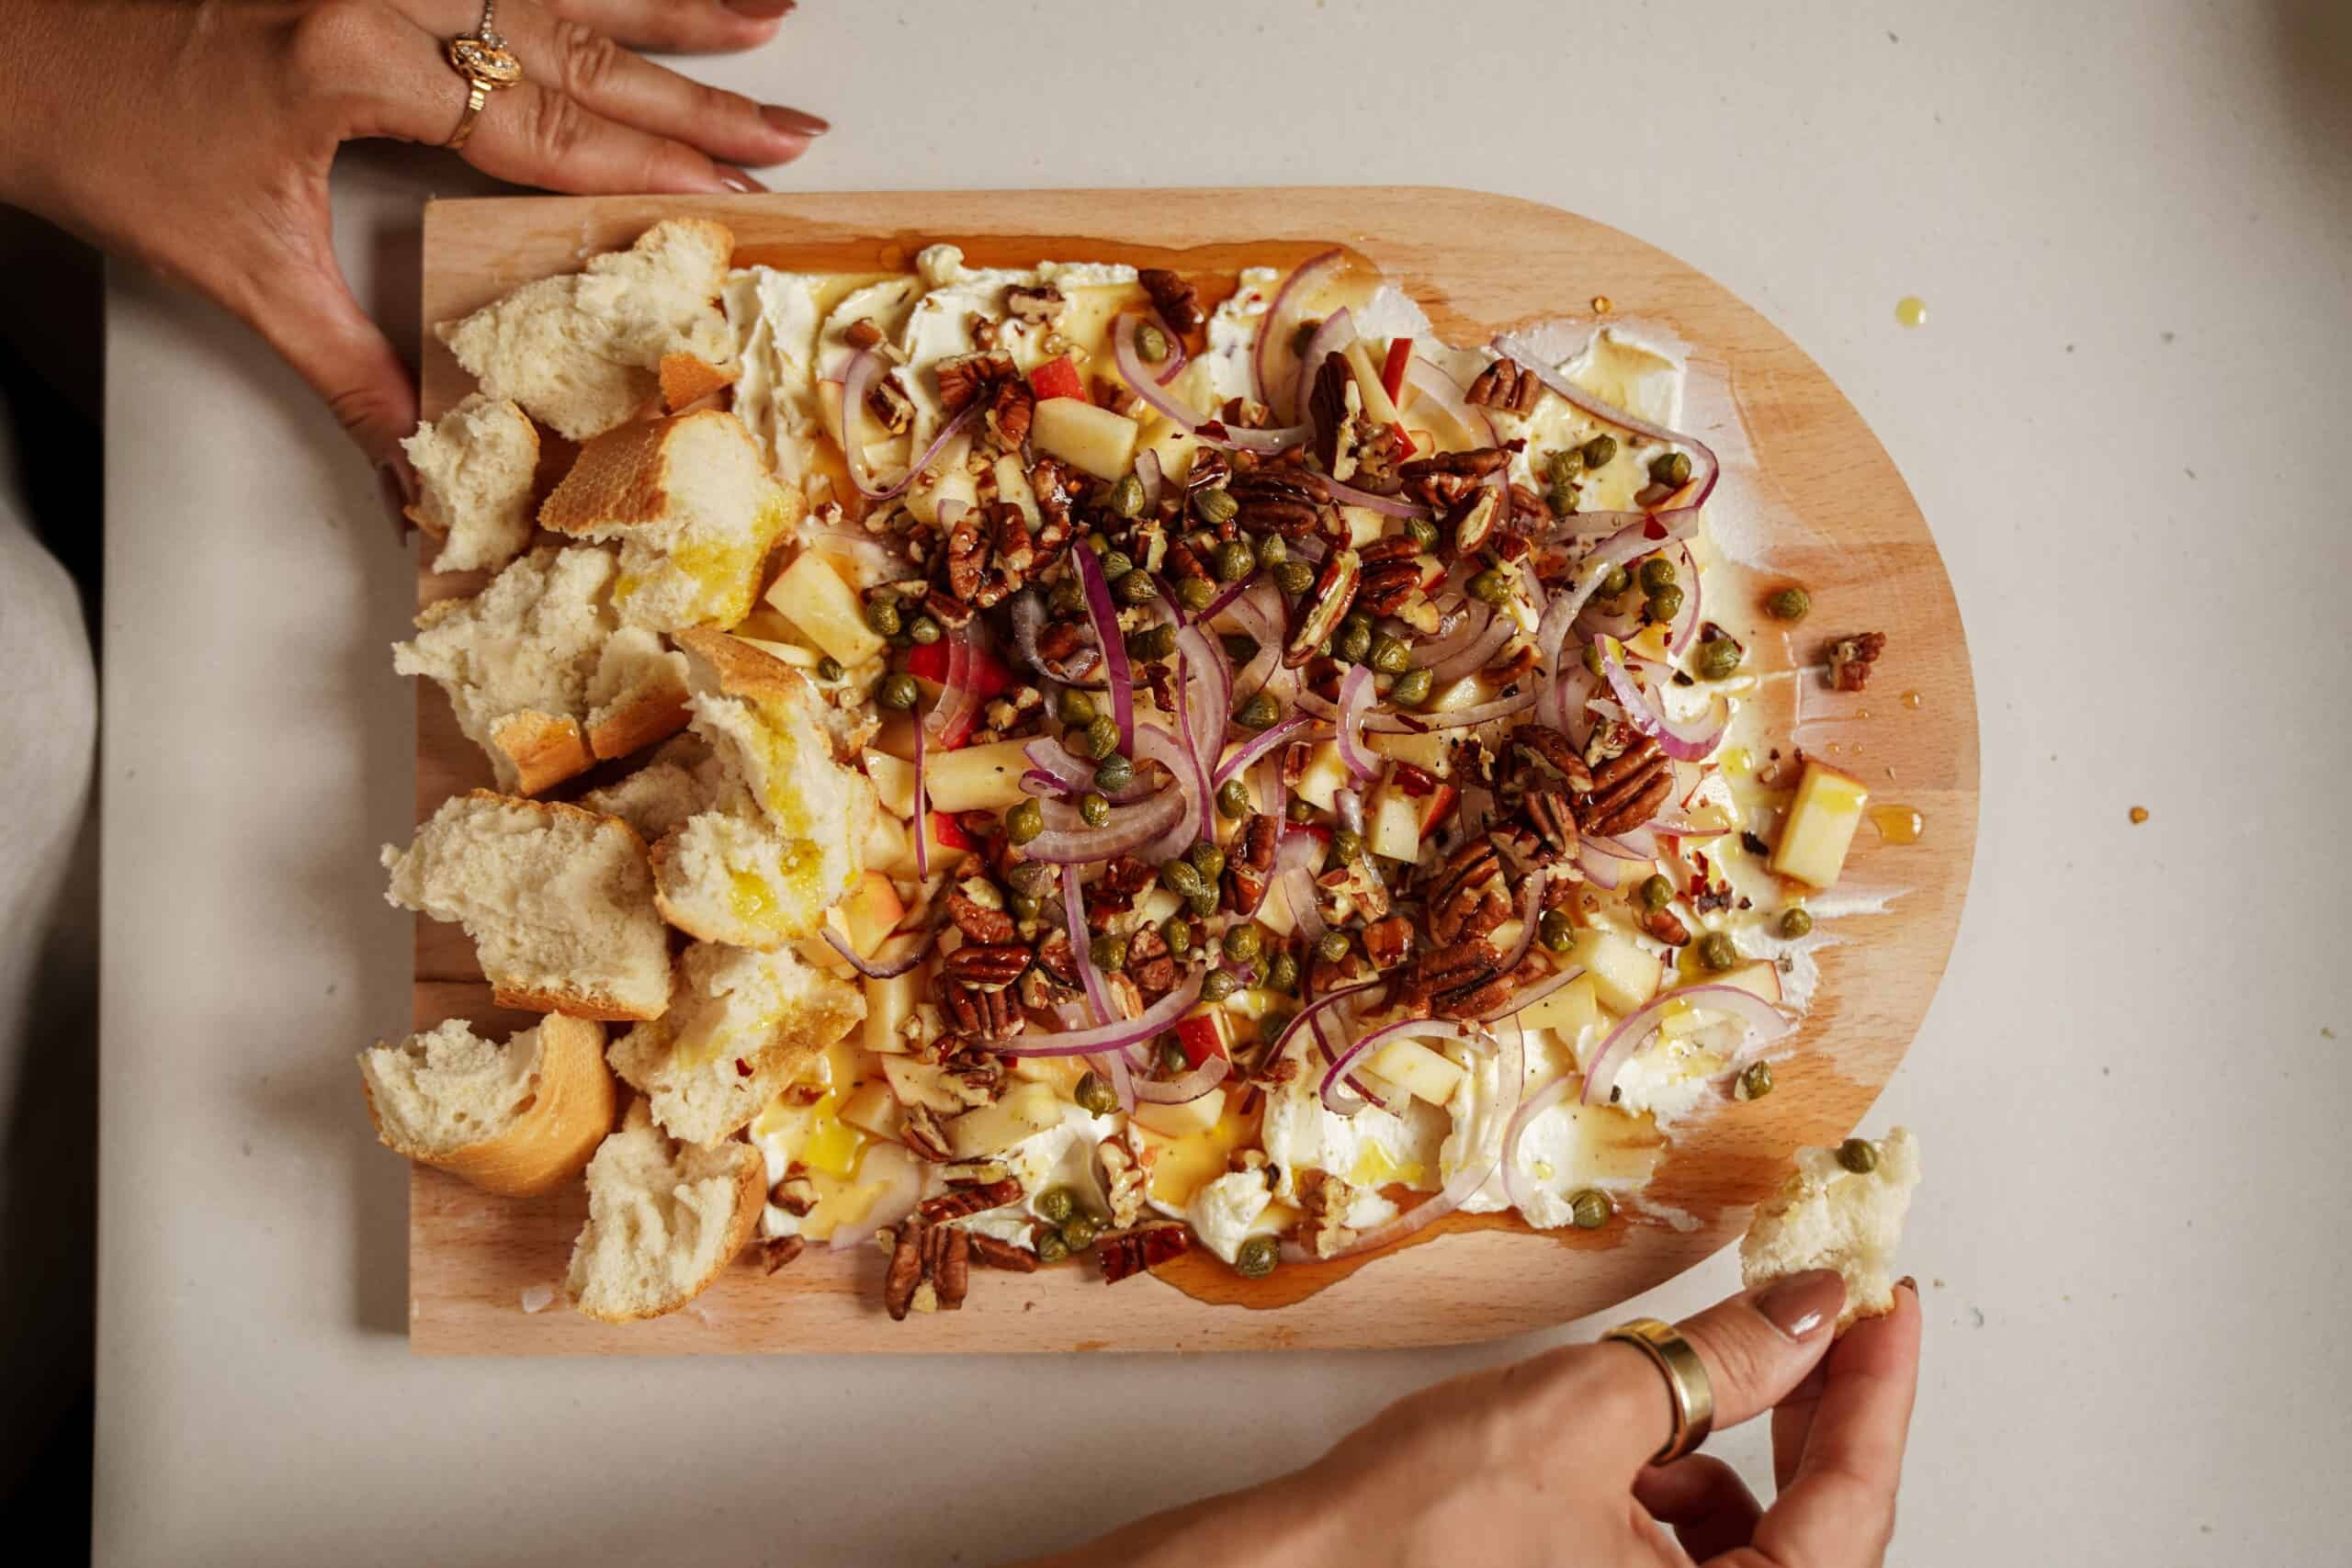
1215, 538, 1257, 582
1638, 556, 1678, 593
1159, 858, 1204, 897
1286, 798, 1315, 825
1058, 1215, 1100, 1249
1334, 618, 1374, 664
1099, 548, 1134, 582
908, 615, 943, 646
1083, 714, 1120, 759
1547, 447, 1585, 483
1580, 434, 1618, 469
1057, 687, 1096, 726
1388, 667, 1433, 707
817, 655, 844, 682
1568, 1188, 1613, 1230
1404, 514, 1441, 549
1115, 570, 1159, 606
1582, 644, 1605, 677
1136, 320, 1170, 363
1649, 449, 1693, 489
1331, 828, 1363, 864
1692, 637, 1743, 681
1539, 908, 1576, 953
1222, 922, 1264, 964
1256, 535, 1288, 568
1233, 691, 1281, 730
1766, 586, 1811, 622
1106, 472, 1146, 520
877, 671, 921, 711
1006, 798, 1045, 845
1546, 485, 1578, 517
1093, 752, 1135, 795
1091, 932, 1129, 972
1190, 841, 1227, 883
1315, 930, 1353, 964
1466, 568, 1511, 605
1176, 575, 1217, 612
1836, 1138, 1879, 1175
1127, 625, 1177, 661
1599, 563, 1632, 598
1188, 888, 1220, 918
1266, 951, 1299, 992
1217, 777, 1253, 818
1273, 559, 1316, 595
1260, 1006, 1295, 1039
1368, 633, 1411, 675
1006, 860, 1060, 899
1159, 1035, 1190, 1074
1163, 915, 1194, 955
1697, 931, 1737, 971
1035, 1186, 1078, 1224
863, 594, 903, 637
1736, 1061, 1775, 1101
1233, 1235, 1280, 1279
1637, 874, 1675, 911
1009, 891, 1042, 922
1779, 908, 1815, 940
1073, 1070, 1119, 1117
1195, 487, 1239, 525
1644, 585, 1684, 623
1035, 1231, 1071, 1264
1201, 968, 1240, 1003
1048, 575, 1086, 616
1079, 792, 1113, 828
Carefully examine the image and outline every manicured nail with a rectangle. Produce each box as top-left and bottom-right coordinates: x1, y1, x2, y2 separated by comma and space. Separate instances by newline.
725, 1, 797, 21
1896, 1275, 1917, 1294
1754, 1269, 1845, 1341
378, 460, 416, 543
717, 164, 767, 193
761, 104, 830, 137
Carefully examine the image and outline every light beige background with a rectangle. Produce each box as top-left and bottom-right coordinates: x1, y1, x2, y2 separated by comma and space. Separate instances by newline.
96, 1, 2352, 1562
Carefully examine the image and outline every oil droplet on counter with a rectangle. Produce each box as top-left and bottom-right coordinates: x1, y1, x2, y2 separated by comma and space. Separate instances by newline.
1591, 295, 1614, 314
1869, 804, 1926, 844
2129, 806, 2150, 825
1895, 296, 1929, 328
1901, 690, 1923, 709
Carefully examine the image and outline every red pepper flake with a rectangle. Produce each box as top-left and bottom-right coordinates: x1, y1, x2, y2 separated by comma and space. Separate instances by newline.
1392, 762, 1439, 798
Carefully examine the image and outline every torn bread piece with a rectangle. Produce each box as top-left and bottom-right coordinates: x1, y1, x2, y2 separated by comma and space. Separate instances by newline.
401, 393, 542, 575
609, 941, 865, 1146
383, 792, 673, 1021
566, 1098, 763, 1322
538, 409, 795, 634
395, 546, 691, 794
660, 351, 738, 412
357, 1015, 615, 1197
436, 218, 737, 441
649, 629, 876, 948
578, 734, 721, 846
1740, 1126, 1920, 1331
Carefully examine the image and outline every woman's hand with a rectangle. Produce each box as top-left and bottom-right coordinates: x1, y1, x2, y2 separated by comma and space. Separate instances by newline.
1030, 1272, 1922, 1568
0, 0, 819, 512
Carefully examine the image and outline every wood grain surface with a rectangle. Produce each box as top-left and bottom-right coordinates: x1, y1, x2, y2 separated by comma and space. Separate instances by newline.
406, 187, 1976, 1355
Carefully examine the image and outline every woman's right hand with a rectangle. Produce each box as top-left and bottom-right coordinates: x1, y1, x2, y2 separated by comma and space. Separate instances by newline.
0, 0, 820, 512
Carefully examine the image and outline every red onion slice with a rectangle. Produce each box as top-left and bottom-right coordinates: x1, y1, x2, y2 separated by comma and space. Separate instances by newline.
838, 349, 978, 501
1291, 307, 1357, 430
1019, 787, 1188, 865
1133, 724, 1210, 864
1113, 314, 1216, 439
1334, 665, 1380, 782
1169, 648, 1219, 850
1491, 335, 1722, 536
1266, 981, 1381, 1072
1595, 637, 1728, 761
911, 717, 930, 880
1274, 829, 1326, 943
804, 524, 915, 578
1325, 477, 1430, 519
1133, 1053, 1229, 1105
1254, 249, 1346, 423
1136, 447, 1165, 513
1062, 863, 1116, 1024
1428, 605, 1515, 685
1494, 870, 1549, 974
1665, 541, 1702, 656
1319, 1018, 1494, 1114
1580, 984, 1793, 1106
1397, 355, 1498, 449
1575, 845, 1625, 889
998, 969, 1208, 1057
826, 1148, 922, 1251
1020, 739, 1094, 795
1213, 711, 1308, 786
1074, 544, 1134, 754
1011, 589, 1101, 687
1297, 685, 1539, 734
821, 924, 933, 980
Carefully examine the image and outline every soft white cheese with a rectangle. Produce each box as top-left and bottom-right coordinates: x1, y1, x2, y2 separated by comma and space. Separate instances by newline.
929, 1102, 1117, 1245
1036, 259, 1140, 288
1259, 1066, 1446, 1201
725, 267, 824, 482
1186, 1169, 1276, 1263
1197, 265, 1278, 406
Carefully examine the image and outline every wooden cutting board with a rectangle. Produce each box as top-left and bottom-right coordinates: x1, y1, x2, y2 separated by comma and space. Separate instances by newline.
407, 186, 1975, 1354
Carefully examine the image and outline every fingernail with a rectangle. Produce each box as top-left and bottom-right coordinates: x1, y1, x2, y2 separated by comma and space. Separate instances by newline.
378, 460, 417, 544
1754, 1269, 1846, 1341
1896, 1275, 1917, 1294
726, 1, 797, 20
761, 104, 830, 137
717, 164, 768, 193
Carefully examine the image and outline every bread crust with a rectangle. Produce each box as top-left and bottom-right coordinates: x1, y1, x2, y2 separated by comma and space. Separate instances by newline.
488, 709, 594, 796
360, 1015, 616, 1198
660, 352, 738, 412
673, 625, 810, 709
570, 1100, 764, 1324
585, 678, 692, 763
537, 410, 762, 538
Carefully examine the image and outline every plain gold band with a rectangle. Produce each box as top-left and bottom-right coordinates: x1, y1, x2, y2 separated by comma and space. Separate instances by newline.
1603, 1316, 1716, 1464
446, 79, 491, 151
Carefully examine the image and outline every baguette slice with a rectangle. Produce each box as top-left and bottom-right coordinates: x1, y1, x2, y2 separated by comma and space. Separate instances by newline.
383, 791, 673, 1021
566, 1099, 763, 1322
660, 351, 738, 412
401, 393, 541, 574
1740, 1126, 1921, 1331
436, 218, 737, 441
357, 1015, 614, 1197
538, 409, 795, 633
609, 941, 865, 1146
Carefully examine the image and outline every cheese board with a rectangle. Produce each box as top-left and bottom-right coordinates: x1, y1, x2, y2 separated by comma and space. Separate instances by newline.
407, 186, 1975, 1354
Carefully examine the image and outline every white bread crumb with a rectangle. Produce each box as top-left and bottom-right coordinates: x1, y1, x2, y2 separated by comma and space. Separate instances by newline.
1741, 1126, 1920, 1330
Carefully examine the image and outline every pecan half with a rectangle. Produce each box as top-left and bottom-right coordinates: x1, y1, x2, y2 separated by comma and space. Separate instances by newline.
842, 317, 884, 351
884, 1223, 926, 1319
1296, 1170, 1360, 1259
987, 378, 1035, 451
1577, 735, 1672, 838
1356, 558, 1424, 617
1394, 939, 1508, 1021
1138, 268, 1204, 333
1125, 924, 1178, 1000
946, 943, 1032, 990
1424, 835, 1507, 945
761, 1235, 806, 1274
918, 1178, 1024, 1224
1360, 914, 1416, 970
1642, 908, 1691, 946
900, 1105, 955, 1165
1033, 927, 1081, 987
1521, 789, 1580, 863
1005, 284, 1066, 323
1284, 547, 1362, 668
865, 372, 914, 435
939, 980, 1022, 1040
1310, 945, 1374, 998
1464, 357, 1538, 412
942, 508, 988, 604
968, 1233, 1039, 1272
935, 1226, 971, 1310
1095, 1221, 1192, 1283
935, 350, 1017, 415
1224, 813, 1276, 916
947, 885, 1017, 945
1307, 352, 1356, 477
1826, 632, 1887, 693
1502, 724, 1596, 796
1448, 486, 1503, 556
1098, 1135, 1147, 1228
1231, 466, 1330, 538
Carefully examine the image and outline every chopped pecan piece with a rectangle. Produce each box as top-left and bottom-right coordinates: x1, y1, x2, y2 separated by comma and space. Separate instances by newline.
1577, 735, 1672, 838
1284, 547, 1362, 668
1033, 927, 1081, 987
1095, 1221, 1192, 1283
987, 378, 1035, 450
946, 884, 1017, 944
1224, 813, 1277, 915
1125, 924, 1178, 1000
1005, 283, 1066, 323
1464, 357, 1539, 412
1098, 853, 1159, 897
1137, 268, 1204, 333
842, 317, 884, 351
1310, 945, 1374, 998
1360, 914, 1416, 971
1295, 1170, 1360, 1259
760, 1235, 806, 1274
935, 350, 1017, 415
1098, 1135, 1147, 1228
769, 1175, 819, 1216
865, 372, 914, 435
1185, 446, 1233, 496
1826, 632, 1887, 693
946, 943, 1032, 990
968, 1233, 1039, 1272
1641, 908, 1690, 946
918, 1178, 1025, 1224
900, 1105, 955, 1165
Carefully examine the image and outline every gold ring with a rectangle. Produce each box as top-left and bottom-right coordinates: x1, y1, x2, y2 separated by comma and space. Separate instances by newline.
443, 0, 523, 151
1602, 1316, 1715, 1464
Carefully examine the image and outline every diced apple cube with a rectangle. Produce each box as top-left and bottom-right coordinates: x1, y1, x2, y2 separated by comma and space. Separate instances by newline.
1517, 972, 1600, 1037
1130, 1088, 1227, 1139
881, 1055, 967, 1116
863, 749, 917, 818
944, 1081, 1062, 1159
992, 454, 1040, 527
1569, 930, 1665, 1016
1343, 341, 1401, 425
836, 1079, 902, 1141
1369, 1037, 1466, 1105
1366, 782, 1423, 863
904, 433, 975, 525
838, 870, 904, 957
1770, 761, 1870, 888
1558, 1103, 1665, 1186
1294, 739, 1350, 813
1709, 961, 1785, 1007
922, 738, 1035, 813
864, 811, 913, 877
1032, 397, 1139, 480
863, 970, 919, 1055
1369, 728, 1456, 775
765, 552, 885, 667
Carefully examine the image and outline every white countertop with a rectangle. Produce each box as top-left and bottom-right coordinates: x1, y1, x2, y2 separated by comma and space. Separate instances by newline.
95, 2, 2352, 1562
